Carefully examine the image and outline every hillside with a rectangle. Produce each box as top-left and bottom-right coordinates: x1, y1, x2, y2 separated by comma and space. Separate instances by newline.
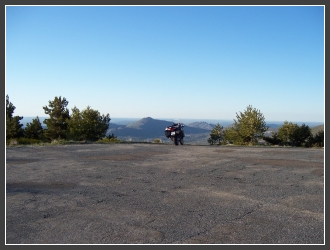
187, 121, 215, 130
311, 124, 324, 136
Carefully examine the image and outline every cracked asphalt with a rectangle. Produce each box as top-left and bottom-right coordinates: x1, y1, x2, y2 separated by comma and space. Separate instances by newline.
6, 143, 324, 244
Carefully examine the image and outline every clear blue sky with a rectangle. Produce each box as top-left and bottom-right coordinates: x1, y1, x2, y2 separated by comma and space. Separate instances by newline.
6, 5, 324, 123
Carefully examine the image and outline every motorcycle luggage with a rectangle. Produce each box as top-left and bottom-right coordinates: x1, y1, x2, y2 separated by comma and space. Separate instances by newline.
164, 130, 171, 138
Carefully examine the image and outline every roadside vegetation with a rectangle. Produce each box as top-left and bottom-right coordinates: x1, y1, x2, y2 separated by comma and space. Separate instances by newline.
6, 95, 324, 148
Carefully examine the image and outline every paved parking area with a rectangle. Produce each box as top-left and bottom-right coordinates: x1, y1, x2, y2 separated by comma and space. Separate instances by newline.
6, 144, 324, 244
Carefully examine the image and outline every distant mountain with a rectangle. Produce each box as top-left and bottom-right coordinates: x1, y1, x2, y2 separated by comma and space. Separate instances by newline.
187, 121, 215, 130
125, 117, 173, 130
107, 117, 211, 142
108, 123, 123, 130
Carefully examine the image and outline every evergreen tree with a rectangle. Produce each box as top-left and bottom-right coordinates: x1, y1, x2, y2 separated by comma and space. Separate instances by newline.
66, 106, 83, 141
24, 116, 44, 140
277, 121, 299, 146
6, 95, 24, 140
277, 121, 312, 146
226, 105, 268, 146
291, 123, 312, 146
67, 106, 111, 141
312, 130, 324, 147
207, 123, 224, 145
43, 96, 70, 140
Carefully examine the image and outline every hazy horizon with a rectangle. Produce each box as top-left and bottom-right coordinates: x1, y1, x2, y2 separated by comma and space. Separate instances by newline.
20, 116, 324, 127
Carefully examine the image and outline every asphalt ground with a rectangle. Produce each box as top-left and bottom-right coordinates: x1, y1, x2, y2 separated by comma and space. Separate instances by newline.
6, 143, 324, 244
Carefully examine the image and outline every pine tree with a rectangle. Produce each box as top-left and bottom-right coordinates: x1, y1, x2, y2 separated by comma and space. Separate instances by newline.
312, 130, 324, 147
226, 105, 268, 146
207, 123, 224, 145
277, 121, 298, 146
6, 95, 24, 140
291, 123, 312, 146
24, 116, 44, 140
43, 96, 70, 140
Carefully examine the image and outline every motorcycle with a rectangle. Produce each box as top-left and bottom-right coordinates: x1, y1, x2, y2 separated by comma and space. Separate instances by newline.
164, 123, 185, 145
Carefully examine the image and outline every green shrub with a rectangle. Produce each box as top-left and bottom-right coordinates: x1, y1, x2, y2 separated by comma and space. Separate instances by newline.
6, 137, 41, 145
19, 138, 41, 144
153, 138, 162, 143
51, 139, 69, 145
